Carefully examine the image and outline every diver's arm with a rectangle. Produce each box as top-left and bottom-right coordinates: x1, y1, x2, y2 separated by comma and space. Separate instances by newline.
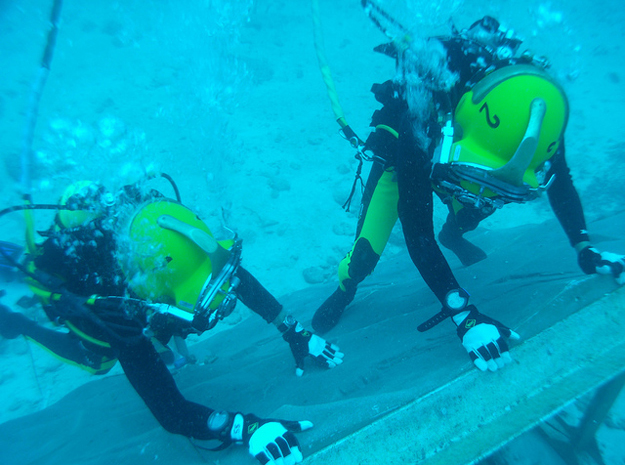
368, 84, 460, 302
116, 336, 216, 439
236, 266, 344, 376
117, 336, 312, 462
395, 138, 461, 303
546, 144, 590, 248
546, 144, 625, 283
235, 266, 283, 323
395, 135, 520, 372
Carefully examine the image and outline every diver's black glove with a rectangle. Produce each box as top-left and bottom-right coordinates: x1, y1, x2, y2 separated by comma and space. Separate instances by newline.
578, 245, 625, 284
207, 411, 312, 464
280, 316, 344, 376
453, 305, 520, 372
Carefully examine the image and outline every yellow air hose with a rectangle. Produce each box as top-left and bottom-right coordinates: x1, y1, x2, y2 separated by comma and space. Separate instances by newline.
311, 0, 363, 148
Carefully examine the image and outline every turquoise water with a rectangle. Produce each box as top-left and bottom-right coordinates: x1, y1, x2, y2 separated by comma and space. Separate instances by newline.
0, 1, 624, 464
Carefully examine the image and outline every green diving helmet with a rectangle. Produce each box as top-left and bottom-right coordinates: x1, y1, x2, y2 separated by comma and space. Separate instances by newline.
118, 199, 241, 332
433, 64, 569, 210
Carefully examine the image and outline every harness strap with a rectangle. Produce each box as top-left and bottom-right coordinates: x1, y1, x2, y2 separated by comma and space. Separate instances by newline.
417, 308, 450, 332
342, 156, 365, 212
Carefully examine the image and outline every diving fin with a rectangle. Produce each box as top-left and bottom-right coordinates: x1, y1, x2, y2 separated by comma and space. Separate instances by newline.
438, 223, 487, 267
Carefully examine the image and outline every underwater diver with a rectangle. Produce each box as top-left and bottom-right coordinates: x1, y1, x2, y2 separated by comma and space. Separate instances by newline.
312, 14, 625, 372
0, 177, 343, 464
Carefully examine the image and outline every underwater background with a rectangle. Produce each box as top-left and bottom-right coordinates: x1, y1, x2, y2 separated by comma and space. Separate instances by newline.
1, 1, 624, 464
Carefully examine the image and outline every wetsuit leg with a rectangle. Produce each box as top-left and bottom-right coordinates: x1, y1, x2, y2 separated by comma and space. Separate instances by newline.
0, 303, 36, 339
312, 166, 399, 333
0, 304, 116, 374
1, 307, 216, 439
340, 167, 400, 289
115, 336, 215, 439
437, 199, 491, 266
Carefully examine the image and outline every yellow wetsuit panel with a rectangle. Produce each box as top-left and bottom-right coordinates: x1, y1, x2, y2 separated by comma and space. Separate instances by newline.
338, 168, 399, 290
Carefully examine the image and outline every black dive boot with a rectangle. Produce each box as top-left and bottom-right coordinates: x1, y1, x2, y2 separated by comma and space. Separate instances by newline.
438, 220, 487, 267
312, 284, 357, 334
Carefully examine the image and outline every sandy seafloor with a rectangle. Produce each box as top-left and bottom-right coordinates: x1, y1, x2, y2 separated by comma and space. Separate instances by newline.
0, 0, 624, 464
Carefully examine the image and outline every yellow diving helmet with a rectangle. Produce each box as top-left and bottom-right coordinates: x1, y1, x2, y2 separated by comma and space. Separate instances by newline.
438, 64, 569, 204
57, 180, 111, 228
118, 199, 240, 331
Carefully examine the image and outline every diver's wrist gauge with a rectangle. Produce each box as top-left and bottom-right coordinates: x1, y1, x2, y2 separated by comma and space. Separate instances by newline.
443, 288, 470, 313
207, 411, 233, 435
278, 314, 298, 333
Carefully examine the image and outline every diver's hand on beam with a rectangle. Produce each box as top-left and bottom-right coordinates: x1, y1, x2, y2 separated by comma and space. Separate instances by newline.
578, 245, 625, 285
208, 411, 312, 464
281, 318, 344, 376
453, 305, 520, 372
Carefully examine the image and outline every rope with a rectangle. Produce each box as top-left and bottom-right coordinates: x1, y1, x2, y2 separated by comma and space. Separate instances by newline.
361, 0, 412, 54
361, 0, 410, 40
21, 0, 63, 197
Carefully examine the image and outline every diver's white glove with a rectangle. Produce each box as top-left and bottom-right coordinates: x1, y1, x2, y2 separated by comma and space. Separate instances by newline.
453, 305, 520, 372
247, 420, 308, 465
281, 317, 344, 376
578, 246, 625, 285
208, 411, 312, 464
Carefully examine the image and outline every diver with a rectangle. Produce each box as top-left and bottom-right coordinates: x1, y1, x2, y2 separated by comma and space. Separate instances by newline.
0, 176, 343, 464
312, 14, 625, 372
